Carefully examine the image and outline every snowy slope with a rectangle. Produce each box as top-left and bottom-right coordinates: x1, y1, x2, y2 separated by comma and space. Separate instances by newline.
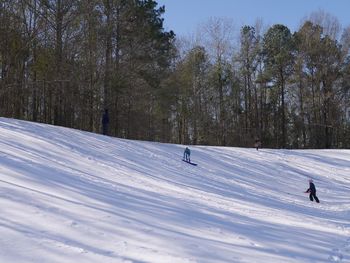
0, 118, 349, 263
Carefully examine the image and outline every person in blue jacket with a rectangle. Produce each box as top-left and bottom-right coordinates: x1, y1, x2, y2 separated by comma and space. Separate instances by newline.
183, 147, 191, 162
305, 179, 320, 203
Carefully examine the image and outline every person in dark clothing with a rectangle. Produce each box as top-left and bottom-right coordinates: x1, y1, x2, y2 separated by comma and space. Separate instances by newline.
254, 137, 261, 151
183, 147, 191, 162
102, 109, 109, 135
305, 179, 320, 203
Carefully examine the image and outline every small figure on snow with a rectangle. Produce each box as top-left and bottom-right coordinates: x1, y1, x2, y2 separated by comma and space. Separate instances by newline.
254, 137, 261, 151
183, 147, 191, 162
102, 109, 109, 135
305, 179, 320, 203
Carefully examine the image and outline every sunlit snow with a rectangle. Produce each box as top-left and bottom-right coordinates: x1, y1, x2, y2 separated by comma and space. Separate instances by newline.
0, 118, 349, 263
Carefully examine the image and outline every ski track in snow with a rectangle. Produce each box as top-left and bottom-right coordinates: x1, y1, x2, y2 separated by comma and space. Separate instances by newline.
0, 118, 349, 263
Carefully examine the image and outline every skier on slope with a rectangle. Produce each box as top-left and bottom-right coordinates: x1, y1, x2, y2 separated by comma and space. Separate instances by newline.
305, 179, 320, 203
254, 137, 261, 151
183, 147, 191, 162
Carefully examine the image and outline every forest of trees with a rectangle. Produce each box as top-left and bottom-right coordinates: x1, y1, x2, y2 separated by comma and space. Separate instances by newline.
1, 0, 350, 149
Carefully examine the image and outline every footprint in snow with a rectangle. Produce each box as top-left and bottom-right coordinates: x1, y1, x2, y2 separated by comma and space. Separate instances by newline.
250, 242, 260, 247
143, 228, 153, 233
344, 238, 350, 252
70, 221, 78, 227
329, 248, 343, 262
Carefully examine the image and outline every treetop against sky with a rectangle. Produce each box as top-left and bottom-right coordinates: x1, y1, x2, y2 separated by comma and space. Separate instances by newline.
157, 0, 350, 36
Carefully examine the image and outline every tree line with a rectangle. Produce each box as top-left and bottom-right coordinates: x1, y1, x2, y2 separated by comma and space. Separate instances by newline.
1, 1, 349, 148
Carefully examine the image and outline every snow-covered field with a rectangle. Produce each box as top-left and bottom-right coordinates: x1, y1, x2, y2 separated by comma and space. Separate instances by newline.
0, 118, 349, 263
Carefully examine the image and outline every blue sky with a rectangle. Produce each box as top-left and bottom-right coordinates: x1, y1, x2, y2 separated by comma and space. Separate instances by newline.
156, 0, 350, 36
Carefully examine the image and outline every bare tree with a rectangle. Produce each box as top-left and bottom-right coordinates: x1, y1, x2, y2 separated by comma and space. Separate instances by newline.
308, 10, 341, 40
201, 17, 235, 145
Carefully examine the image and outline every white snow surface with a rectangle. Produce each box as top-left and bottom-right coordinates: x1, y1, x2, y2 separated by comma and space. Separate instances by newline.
0, 118, 349, 263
